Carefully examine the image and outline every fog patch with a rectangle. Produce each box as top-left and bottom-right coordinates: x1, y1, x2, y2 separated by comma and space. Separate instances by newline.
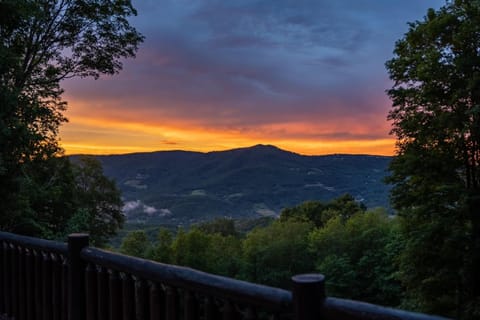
123, 200, 172, 217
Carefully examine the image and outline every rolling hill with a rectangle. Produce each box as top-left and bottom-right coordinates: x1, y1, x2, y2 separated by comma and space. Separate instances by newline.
93, 144, 392, 226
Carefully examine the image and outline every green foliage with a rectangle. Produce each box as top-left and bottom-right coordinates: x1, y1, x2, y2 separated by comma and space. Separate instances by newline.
171, 228, 212, 271
10, 156, 77, 237
242, 220, 314, 288
0, 152, 123, 246
386, 1, 480, 317
120, 230, 151, 259
196, 218, 238, 237
148, 228, 174, 264
170, 228, 243, 277
204, 233, 243, 277
64, 209, 92, 236
280, 201, 326, 226
280, 194, 366, 228
309, 209, 402, 306
72, 157, 124, 246
396, 213, 469, 315
116, 196, 401, 307
234, 216, 275, 234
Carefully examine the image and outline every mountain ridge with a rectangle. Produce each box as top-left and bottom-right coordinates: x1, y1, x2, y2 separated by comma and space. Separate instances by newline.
87, 144, 392, 226
71, 144, 390, 158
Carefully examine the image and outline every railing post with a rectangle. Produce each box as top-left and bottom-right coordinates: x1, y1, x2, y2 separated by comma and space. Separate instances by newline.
292, 274, 326, 320
68, 233, 89, 320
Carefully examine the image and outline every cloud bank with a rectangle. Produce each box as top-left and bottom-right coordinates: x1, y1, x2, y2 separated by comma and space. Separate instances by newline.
61, 0, 445, 155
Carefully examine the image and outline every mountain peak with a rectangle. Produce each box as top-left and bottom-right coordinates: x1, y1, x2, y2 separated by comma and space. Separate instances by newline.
250, 144, 283, 151
227, 144, 293, 155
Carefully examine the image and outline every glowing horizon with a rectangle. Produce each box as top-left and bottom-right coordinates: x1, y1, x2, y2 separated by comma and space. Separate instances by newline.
59, 138, 396, 156
59, 108, 396, 156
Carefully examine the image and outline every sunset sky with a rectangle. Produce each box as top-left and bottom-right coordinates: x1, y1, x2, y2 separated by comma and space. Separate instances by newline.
60, 0, 445, 156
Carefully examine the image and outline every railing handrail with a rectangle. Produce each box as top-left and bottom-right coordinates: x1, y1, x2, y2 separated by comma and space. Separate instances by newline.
322, 298, 449, 320
0, 231, 452, 320
81, 246, 292, 311
0, 231, 67, 255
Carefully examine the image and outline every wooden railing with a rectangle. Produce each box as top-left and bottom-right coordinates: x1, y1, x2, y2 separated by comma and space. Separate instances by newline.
0, 231, 450, 320
0, 231, 69, 320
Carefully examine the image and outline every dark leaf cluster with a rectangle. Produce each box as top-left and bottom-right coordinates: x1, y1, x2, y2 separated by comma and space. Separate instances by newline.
386, 1, 480, 318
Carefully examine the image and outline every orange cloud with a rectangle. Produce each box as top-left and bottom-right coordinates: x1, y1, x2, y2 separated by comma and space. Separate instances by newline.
59, 109, 395, 156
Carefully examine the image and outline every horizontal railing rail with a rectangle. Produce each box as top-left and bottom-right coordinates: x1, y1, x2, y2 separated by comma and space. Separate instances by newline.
322, 298, 448, 320
0, 231, 451, 320
0, 231, 67, 255
82, 246, 292, 319
82, 246, 292, 310
1, 231, 69, 320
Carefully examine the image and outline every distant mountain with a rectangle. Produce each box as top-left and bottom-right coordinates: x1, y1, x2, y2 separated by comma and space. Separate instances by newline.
93, 144, 392, 226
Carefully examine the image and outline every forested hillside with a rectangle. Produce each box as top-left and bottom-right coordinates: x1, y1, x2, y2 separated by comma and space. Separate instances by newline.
118, 196, 403, 308
92, 145, 391, 225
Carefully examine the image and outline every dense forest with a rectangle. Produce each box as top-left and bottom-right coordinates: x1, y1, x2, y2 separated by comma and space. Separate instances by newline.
2, 0, 480, 319
118, 195, 402, 308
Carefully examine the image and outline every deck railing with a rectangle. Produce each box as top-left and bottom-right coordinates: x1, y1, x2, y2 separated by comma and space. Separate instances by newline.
0, 231, 450, 320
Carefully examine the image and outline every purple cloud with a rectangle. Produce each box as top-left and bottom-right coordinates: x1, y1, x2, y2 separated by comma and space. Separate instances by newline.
62, 0, 445, 141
